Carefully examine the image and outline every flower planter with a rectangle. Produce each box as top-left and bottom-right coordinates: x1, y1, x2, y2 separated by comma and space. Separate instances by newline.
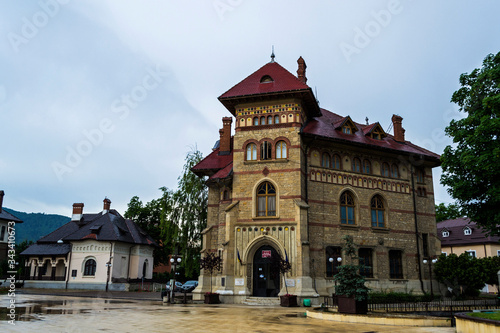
280, 295, 298, 307
337, 295, 368, 314
204, 293, 220, 304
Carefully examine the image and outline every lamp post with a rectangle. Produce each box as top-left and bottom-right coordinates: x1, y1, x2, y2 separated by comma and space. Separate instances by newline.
329, 256, 342, 294
169, 255, 182, 303
423, 258, 437, 297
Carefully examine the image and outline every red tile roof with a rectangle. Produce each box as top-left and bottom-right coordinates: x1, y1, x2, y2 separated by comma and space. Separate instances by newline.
218, 61, 321, 117
191, 148, 233, 174
219, 62, 310, 99
302, 108, 440, 161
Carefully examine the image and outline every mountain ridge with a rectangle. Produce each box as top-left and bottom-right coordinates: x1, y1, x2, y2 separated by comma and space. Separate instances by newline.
2, 207, 70, 244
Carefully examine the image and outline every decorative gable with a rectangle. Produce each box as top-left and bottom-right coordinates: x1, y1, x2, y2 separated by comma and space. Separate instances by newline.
441, 228, 450, 238
363, 122, 387, 139
463, 226, 472, 235
333, 116, 358, 134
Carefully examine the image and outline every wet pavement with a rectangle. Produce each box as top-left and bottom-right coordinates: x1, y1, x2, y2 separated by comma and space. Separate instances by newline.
1, 293, 455, 333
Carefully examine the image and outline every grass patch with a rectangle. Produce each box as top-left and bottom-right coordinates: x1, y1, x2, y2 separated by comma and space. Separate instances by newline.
468, 311, 500, 321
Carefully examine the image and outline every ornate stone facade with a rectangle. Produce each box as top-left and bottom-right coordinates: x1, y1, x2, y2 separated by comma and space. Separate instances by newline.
192, 58, 441, 304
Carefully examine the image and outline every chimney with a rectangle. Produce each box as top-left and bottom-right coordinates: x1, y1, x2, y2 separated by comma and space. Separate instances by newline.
0, 190, 4, 213
103, 198, 111, 213
219, 117, 232, 154
392, 114, 405, 142
297, 56, 307, 84
72, 203, 84, 221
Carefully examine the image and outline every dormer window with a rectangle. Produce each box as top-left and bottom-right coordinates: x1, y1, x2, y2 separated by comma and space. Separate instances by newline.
342, 125, 353, 134
464, 226, 472, 235
334, 116, 358, 135
442, 230, 449, 238
260, 75, 273, 83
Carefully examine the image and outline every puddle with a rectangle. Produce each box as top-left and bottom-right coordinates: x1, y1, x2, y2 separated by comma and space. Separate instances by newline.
0, 298, 134, 322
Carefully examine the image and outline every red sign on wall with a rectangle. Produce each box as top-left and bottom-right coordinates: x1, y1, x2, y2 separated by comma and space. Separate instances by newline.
262, 250, 271, 258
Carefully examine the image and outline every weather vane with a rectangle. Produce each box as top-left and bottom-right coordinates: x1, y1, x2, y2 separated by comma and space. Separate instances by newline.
271, 45, 275, 62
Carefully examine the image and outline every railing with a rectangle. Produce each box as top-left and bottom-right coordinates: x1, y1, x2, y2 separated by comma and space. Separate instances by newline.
368, 298, 499, 313
323, 295, 499, 313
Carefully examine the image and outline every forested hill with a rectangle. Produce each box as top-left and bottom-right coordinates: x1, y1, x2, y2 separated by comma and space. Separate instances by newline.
3, 208, 70, 244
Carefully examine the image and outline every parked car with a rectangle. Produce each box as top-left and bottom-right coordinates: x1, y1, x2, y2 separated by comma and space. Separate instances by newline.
180, 280, 198, 293
165, 281, 183, 292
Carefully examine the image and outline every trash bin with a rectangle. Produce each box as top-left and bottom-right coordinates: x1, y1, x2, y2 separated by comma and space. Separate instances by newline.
303, 299, 311, 307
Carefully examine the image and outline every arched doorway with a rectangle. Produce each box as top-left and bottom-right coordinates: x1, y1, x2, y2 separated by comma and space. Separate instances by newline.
252, 245, 280, 297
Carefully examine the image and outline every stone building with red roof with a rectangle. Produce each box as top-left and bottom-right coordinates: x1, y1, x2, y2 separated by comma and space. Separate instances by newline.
192, 56, 441, 304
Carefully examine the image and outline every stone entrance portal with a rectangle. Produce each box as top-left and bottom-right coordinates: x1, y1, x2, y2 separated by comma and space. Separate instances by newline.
252, 245, 280, 297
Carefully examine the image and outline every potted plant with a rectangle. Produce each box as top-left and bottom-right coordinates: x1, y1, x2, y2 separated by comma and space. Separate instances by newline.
271, 252, 297, 307
199, 252, 222, 304
334, 235, 369, 314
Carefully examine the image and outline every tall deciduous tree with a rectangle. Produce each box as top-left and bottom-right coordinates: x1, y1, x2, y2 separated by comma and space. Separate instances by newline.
441, 52, 500, 236
125, 148, 207, 279
171, 149, 208, 278
435, 203, 461, 223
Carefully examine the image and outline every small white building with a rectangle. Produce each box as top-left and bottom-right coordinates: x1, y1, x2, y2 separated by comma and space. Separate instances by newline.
21, 199, 156, 291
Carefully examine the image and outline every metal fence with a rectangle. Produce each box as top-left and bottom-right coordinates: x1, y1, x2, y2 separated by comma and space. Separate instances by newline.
323, 296, 499, 313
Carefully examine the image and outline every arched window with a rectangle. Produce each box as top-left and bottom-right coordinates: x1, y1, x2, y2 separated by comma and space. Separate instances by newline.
253, 117, 259, 126
223, 189, 230, 200
257, 182, 276, 217
322, 153, 330, 168
261, 141, 272, 160
267, 116, 273, 125
381, 163, 390, 177
274, 115, 280, 124
363, 160, 371, 174
276, 141, 287, 159
84, 259, 96, 276
340, 192, 355, 225
332, 154, 341, 169
352, 158, 361, 172
371, 195, 385, 228
246, 143, 257, 161
260, 116, 266, 125
391, 164, 399, 178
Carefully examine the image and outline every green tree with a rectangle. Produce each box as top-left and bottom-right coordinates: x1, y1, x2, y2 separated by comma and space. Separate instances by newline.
435, 202, 461, 222
125, 192, 174, 268
480, 256, 500, 288
170, 149, 208, 279
433, 253, 488, 297
125, 148, 207, 279
334, 235, 370, 301
441, 52, 500, 236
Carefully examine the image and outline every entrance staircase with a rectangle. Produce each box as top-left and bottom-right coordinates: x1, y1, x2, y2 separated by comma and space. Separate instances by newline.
243, 297, 280, 306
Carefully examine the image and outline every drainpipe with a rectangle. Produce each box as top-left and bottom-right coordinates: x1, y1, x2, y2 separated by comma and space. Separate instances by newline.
127, 245, 132, 281
105, 242, 113, 292
65, 244, 73, 290
411, 165, 425, 294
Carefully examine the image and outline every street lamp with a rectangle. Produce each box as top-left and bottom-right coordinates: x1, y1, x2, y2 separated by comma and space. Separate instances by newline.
169, 255, 182, 303
423, 258, 437, 297
329, 256, 342, 296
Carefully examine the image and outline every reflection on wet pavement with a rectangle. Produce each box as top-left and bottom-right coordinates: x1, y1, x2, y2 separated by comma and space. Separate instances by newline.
1, 294, 455, 333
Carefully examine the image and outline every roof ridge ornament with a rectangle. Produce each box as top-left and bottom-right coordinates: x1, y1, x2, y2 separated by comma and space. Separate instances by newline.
270, 45, 275, 63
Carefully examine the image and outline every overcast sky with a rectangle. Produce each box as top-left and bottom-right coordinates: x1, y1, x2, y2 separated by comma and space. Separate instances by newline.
1, 1, 499, 217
